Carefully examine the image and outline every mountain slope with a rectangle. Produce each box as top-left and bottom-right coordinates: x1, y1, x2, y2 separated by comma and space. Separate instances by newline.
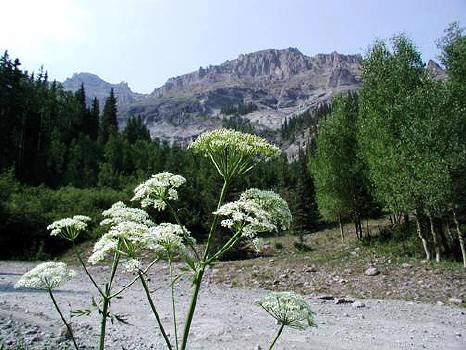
63, 48, 362, 144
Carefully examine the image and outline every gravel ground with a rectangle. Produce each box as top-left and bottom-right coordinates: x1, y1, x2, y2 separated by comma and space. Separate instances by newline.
0, 261, 465, 350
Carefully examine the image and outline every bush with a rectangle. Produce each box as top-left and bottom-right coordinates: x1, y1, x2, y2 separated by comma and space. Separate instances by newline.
0, 172, 127, 260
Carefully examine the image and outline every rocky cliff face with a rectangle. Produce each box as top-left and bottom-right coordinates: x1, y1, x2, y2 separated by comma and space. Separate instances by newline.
119, 48, 362, 144
62, 49, 363, 144
62, 72, 144, 110
427, 60, 447, 80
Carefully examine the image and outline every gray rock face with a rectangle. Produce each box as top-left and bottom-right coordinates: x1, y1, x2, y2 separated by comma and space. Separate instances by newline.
427, 60, 447, 80
131, 49, 361, 144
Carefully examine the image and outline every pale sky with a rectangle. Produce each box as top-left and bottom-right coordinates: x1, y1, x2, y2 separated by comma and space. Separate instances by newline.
1, 0, 465, 93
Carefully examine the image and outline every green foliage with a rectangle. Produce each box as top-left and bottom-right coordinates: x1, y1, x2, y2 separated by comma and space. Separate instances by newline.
0, 172, 125, 259
281, 103, 331, 141
124, 115, 151, 144
100, 88, 118, 143
358, 35, 427, 212
360, 223, 428, 260
311, 92, 370, 226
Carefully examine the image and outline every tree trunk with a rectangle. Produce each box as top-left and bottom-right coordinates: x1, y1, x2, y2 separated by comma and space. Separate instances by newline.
443, 216, 455, 247
415, 209, 430, 261
339, 214, 344, 241
452, 209, 466, 268
428, 213, 441, 263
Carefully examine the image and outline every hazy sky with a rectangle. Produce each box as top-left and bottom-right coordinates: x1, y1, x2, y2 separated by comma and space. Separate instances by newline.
1, 0, 465, 93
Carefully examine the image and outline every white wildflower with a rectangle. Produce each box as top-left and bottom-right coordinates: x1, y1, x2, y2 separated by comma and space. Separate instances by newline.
47, 215, 91, 241
88, 233, 118, 264
101, 201, 155, 227
122, 258, 141, 272
214, 198, 276, 238
240, 189, 292, 230
88, 221, 150, 264
188, 129, 281, 179
254, 292, 316, 330
15, 262, 76, 290
132, 172, 186, 211
145, 223, 194, 256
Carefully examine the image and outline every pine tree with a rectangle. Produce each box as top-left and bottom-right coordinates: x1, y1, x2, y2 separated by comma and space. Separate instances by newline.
100, 88, 118, 143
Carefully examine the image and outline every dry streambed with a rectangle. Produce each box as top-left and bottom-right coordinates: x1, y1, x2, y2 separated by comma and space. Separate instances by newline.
0, 261, 465, 350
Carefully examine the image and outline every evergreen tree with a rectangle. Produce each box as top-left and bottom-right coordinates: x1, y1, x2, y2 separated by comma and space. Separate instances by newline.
88, 97, 100, 140
100, 88, 118, 143
124, 115, 151, 144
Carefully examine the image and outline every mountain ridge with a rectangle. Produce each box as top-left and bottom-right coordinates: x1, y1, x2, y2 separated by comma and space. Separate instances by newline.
61, 48, 443, 150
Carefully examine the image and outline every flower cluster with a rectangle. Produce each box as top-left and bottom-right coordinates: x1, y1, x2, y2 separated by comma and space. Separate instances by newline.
254, 292, 316, 330
101, 201, 155, 227
15, 262, 76, 290
47, 215, 91, 241
214, 198, 276, 238
145, 223, 194, 256
132, 172, 186, 211
88, 221, 150, 266
188, 129, 281, 178
240, 189, 292, 230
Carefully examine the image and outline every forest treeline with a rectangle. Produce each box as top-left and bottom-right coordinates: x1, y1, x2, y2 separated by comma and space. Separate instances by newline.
311, 24, 466, 267
0, 53, 318, 259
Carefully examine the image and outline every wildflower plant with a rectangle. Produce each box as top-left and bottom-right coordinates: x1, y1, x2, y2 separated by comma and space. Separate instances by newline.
15, 262, 79, 349
21, 129, 309, 350
132, 172, 186, 211
254, 292, 317, 349
100, 201, 155, 227
47, 215, 91, 241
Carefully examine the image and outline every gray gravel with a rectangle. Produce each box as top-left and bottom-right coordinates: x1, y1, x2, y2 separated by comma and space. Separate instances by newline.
1, 261, 465, 349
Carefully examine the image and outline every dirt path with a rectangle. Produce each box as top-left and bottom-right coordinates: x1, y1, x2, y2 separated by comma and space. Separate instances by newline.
0, 261, 465, 349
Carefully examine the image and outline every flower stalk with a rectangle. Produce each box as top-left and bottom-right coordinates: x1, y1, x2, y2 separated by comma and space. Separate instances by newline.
138, 270, 173, 350
48, 288, 79, 350
268, 324, 284, 350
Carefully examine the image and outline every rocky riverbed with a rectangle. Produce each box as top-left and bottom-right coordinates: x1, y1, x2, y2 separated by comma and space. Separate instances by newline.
0, 261, 465, 349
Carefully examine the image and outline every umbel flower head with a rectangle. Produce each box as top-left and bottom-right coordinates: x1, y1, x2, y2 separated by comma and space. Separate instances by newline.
254, 292, 317, 330
214, 198, 276, 239
240, 189, 292, 230
47, 215, 91, 241
188, 129, 281, 179
132, 172, 186, 211
15, 262, 76, 290
88, 221, 150, 266
101, 201, 155, 227
145, 223, 195, 256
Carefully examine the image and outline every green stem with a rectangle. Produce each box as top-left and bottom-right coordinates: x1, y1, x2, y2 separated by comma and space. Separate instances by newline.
48, 289, 79, 350
109, 259, 158, 299
180, 179, 230, 350
179, 268, 203, 350
72, 243, 105, 297
167, 202, 200, 261
268, 324, 285, 350
99, 249, 120, 350
108, 250, 120, 290
169, 256, 179, 350
207, 230, 242, 264
138, 270, 173, 350
99, 289, 110, 350
202, 179, 229, 260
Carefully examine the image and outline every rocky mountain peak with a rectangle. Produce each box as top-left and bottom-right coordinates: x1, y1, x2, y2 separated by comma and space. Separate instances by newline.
427, 60, 447, 80
63, 72, 142, 109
